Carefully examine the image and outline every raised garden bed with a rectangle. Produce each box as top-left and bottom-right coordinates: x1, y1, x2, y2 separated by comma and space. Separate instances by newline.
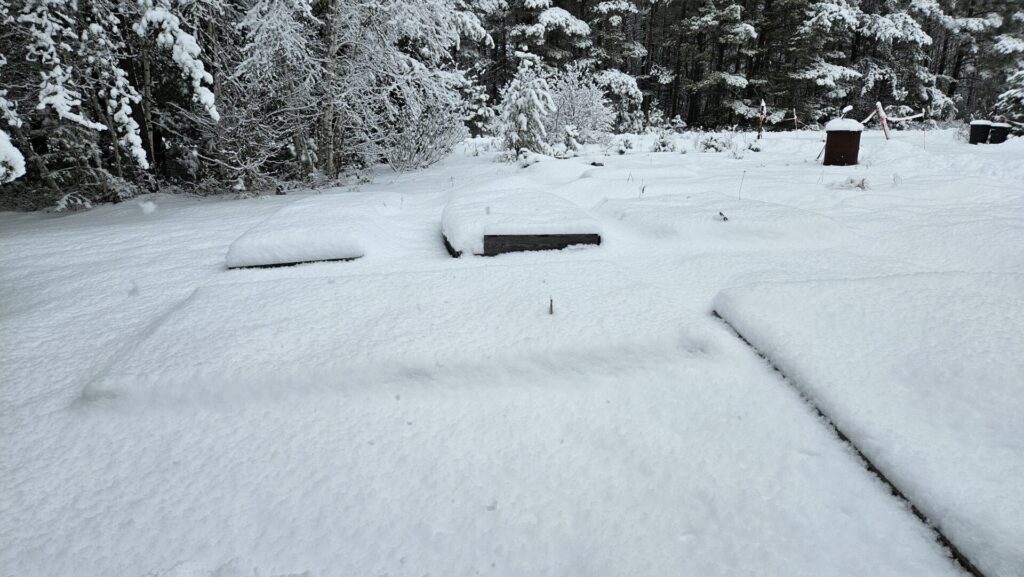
226, 195, 365, 268
442, 190, 602, 257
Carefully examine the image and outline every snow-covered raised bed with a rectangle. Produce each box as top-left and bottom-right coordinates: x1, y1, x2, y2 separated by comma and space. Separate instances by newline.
225, 195, 365, 268
713, 273, 1024, 577
441, 190, 601, 256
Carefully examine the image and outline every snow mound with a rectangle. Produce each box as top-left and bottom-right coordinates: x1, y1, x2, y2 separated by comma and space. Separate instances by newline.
713, 273, 1024, 577
824, 118, 864, 132
442, 190, 601, 256
88, 263, 684, 403
225, 195, 365, 268
597, 193, 849, 247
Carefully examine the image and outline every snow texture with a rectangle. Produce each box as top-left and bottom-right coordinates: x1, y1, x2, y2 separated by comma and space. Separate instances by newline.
3, 129, 1023, 576
969, 119, 992, 126
441, 190, 602, 256
714, 274, 1024, 577
825, 118, 865, 132
225, 195, 365, 268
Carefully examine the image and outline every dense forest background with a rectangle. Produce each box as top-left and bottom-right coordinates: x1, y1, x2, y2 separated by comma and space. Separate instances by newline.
1, 0, 1022, 209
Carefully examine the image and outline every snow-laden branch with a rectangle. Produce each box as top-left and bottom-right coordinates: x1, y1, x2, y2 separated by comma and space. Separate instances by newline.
135, 0, 219, 122
19, 0, 107, 130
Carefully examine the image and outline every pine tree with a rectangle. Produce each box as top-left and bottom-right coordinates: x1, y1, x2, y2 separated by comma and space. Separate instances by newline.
500, 52, 555, 154
995, 69, 1024, 120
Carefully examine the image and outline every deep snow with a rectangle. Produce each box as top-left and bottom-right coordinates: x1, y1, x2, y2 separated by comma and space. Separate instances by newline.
225, 195, 365, 268
714, 273, 1024, 577
2, 128, 1022, 576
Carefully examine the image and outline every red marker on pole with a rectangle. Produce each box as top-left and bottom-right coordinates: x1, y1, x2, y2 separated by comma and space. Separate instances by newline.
876, 101, 890, 140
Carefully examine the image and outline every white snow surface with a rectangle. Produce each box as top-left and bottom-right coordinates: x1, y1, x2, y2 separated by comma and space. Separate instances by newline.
441, 189, 601, 255
3, 129, 1023, 576
713, 274, 1024, 577
225, 195, 366, 267
824, 118, 865, 131
970, 119, 993, 125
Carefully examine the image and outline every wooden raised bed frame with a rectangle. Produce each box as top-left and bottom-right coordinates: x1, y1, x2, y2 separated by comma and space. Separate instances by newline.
227, 256, 361, 269
443, 233, 601, 258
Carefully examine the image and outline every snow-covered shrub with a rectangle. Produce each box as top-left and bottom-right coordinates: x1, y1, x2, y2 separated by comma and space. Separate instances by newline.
670, 116, 688, 133
555, 125, 582, 158
611, 136, 634, 155
500, 54, 555, 155
386, 102, 469, 171
650, 129, 676, 152
51, 192, 92, 212
0, 130, 26, 184
646, 101, 667, 131
517, 148, 544, 168
747, 140, 762, 152
827, 177, 870, 190
544, 63, 613, 145
594, 69, 643, 133
699, 133, 732, 152
465, 138, 496, 157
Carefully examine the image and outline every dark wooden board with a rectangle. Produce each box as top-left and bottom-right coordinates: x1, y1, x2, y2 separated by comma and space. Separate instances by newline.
442, 234, 462, 258
482, 234, 601, 256
227, 256, 361, 270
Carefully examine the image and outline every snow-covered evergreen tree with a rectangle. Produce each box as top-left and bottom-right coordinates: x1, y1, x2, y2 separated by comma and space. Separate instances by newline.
586, 0, 647, 70
500, 52, 555, 154
996, 69, 1024, 120
595, 68, 643, 132
1, 0, 1021, 209
0, 129, 25, 184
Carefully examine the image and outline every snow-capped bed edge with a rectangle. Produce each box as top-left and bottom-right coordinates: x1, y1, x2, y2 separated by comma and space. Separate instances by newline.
441, 190, 602, 256
225, 195, 365, 268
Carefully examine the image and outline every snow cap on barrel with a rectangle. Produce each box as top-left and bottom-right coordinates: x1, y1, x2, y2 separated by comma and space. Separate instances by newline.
969, 119, 992, 126
825, 118, 864, 132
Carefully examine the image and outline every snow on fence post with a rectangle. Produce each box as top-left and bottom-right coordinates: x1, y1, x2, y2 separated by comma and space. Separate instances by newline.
876, 102, 890, 140
758, 100, 767, 139
823, 118, 863, 166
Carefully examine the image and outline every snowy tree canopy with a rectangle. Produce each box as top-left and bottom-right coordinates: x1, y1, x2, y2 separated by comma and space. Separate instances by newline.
1, 0, 1021, 208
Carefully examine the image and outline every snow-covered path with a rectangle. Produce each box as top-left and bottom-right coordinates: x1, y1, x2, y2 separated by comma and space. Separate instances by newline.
2, 130, 1022, 576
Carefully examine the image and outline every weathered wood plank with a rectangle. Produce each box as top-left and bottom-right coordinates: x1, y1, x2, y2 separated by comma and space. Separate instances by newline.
482, 234, 601, 256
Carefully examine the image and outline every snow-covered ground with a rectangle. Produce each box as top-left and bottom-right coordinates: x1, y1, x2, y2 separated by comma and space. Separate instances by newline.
2, 129, 1022, 576
714, 273, 1024, 577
